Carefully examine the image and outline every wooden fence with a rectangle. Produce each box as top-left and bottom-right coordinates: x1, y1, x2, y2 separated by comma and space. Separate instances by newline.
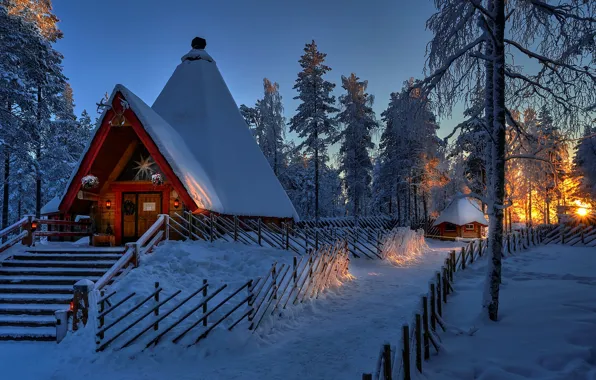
71, 238, 350, 351
363, 227, 544, 380
543, 224, 596, 246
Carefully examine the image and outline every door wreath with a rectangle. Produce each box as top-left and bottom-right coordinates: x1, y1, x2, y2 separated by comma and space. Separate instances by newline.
123, 200, 136, 216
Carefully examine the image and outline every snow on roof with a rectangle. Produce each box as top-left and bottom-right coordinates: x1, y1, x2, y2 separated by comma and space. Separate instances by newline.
434, 195, 488, 226
151, 45, 298, 220
41, 196, 60, 215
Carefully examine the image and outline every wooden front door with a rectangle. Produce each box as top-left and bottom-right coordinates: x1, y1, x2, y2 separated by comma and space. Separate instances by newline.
122, 192, 162, 242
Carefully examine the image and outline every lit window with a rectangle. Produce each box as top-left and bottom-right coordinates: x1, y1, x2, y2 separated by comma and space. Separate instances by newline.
465, 224, 475, 231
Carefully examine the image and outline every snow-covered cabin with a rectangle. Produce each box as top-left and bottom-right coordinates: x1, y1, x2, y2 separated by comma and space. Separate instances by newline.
42, 37, 298, 245
433, 195, 488, 239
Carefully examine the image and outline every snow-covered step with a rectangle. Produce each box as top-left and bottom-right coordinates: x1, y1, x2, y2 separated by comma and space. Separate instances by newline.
13, 253, 122, 261
0, 303, 69, 316
0, 275, 101, 285
0, 326, 55, 341
26, 247, 124, 254
1, 260, 115, 268
0, 267, 108, 277
0, 314, 56, 327
0, 284, 73, 294
0, 293, 72, 304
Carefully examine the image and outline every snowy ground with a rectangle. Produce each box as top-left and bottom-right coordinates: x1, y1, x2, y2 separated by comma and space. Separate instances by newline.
424, 244, 596, 380
0, 239, 465, 380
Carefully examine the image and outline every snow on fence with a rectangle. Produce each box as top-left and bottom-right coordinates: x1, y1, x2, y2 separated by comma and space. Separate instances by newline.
543, 224, 596, 246
379, 228, 427, 266
71, 238, 350, 352
363, 227, 545, 380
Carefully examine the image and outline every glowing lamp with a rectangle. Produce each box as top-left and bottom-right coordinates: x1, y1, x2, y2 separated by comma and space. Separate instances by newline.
174, 198, 180, 209
69, 301, 74, 311
577, 207, 588, 217
31, 220, 38, 232
105, 200, 111, 210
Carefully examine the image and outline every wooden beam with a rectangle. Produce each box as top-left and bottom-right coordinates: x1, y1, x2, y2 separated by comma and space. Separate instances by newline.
77, 191, 100, 202
100, 140, 138, 194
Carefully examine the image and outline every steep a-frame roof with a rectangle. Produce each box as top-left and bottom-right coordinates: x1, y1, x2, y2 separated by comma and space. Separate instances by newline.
151, 43, 298, 220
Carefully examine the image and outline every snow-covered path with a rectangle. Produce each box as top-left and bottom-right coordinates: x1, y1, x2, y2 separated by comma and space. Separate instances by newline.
0, 240, 464, 380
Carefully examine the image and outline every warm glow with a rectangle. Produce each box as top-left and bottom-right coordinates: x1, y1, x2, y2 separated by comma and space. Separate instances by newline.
105, 200, 111, 210
174, 198, 180, 209
577, 207, 588, 217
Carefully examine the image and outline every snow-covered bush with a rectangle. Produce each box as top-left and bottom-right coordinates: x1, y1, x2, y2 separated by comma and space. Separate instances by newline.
380, 227, 428, 266
81, 174, 99, 190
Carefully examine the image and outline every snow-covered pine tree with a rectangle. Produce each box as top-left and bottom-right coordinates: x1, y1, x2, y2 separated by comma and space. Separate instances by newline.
336, 73, 378, 217
290, 40, 339, 224
573, 125, 596, 204
257, 79, 286, 175
239, 103, 261, 140
420, 0, 595, 321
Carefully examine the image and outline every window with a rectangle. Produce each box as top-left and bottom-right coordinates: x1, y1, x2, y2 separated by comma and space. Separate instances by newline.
465, 223, 475, 231
143, 202, 156, 211
445, 223, 457, 232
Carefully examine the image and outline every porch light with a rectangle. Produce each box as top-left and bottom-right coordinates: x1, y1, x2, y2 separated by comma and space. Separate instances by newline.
31, 220, 38, 231
105, 200, 112, 210
174, 198, 180, 209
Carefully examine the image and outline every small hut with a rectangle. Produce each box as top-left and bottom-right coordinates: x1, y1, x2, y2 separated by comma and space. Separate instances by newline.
434, 195, 488, 239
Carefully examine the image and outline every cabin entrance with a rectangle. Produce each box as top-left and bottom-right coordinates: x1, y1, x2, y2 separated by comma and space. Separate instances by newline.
122, 192, 162, 243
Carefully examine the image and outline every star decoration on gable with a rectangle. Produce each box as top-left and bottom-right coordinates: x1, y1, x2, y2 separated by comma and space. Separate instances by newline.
133, 155, 156, 180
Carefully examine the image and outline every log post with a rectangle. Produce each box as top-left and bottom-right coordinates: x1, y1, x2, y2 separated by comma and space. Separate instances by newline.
187, 212, 193, 240
443, 268, 448, 300
293, 257, 298, 285
436, 274, 442, 316
285, 223, 290, 250
422, 296, 430, 360
362, 374, 373, 380
469, 241, 475, 263
22, 215, 33, 246
272, 263, 277, 300
72, 279, 94, 331
430, 284, 436, 331
99, 289, 105, 339
209, 214, 214, 242
415, 314, 422, 373
258, 218, 262, 246
402, 324, 411, 380
383, 343, 392, 380
203, 279, 208, 326
132, 243, 140, 267
234, 216, 238, 242
154, 281, 160, 331
460, 247, 466, 270
478, 241, 483, 257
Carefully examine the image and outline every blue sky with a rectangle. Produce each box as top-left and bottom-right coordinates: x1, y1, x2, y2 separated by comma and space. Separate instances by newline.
53, 0, 464, 144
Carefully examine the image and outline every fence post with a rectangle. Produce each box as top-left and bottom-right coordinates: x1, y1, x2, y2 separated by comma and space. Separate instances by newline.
383, 343, 393, 380
362, 374, 373, 380
415, 314, 422, 373
402, 324, 411, 380
203, 279, 208, 326
99, 289, 105, 339
164, 215, 170, 241
430, 284, 436, 331
460, 247, 466, 270
154, 281, 160, 331
293, 257, 298, 285
450, 251, 456, 279
315, 230, 319, 251
209, 214, 214, 242
436, 274, 442, 316
187, 212, 193, 240
377, 231, 382, 256
234, 216, 238, 242
258, 218, 262, 246
581, 230, 585, 244
132, 243, 140, 267
469, 241, 475, 263
22, 215, 33, 246
285, 223, 290, 250
72, 279, 93, 331
443, 267, 449, 299
422, 296, 430, 360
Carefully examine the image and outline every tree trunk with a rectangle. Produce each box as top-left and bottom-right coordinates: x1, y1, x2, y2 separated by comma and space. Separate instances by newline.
528, 180, 532, 226
422, 190, 428, 221
314, 133, 319, 226
486, 0, 506, 322
36, 86, 42, 218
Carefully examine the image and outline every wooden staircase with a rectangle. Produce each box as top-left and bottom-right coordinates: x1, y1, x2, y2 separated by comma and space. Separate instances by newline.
0, 247, 124, 341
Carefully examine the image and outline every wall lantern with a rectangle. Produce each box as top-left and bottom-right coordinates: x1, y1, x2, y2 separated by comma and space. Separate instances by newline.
174, 198, 180, 209
31, 220, 38, 232
105, 200, 112, 210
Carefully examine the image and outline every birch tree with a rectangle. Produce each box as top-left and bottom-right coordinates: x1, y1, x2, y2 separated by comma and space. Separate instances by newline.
420, 0, 595, 321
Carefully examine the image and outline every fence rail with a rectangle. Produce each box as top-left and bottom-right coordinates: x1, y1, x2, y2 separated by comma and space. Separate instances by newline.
363, 227, 544, 380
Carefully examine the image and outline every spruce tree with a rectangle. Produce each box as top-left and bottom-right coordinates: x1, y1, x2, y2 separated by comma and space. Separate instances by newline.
289, 40, 338, 224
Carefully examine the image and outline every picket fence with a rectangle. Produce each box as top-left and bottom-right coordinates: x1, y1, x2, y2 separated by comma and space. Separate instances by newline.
364, 227, 545, 380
